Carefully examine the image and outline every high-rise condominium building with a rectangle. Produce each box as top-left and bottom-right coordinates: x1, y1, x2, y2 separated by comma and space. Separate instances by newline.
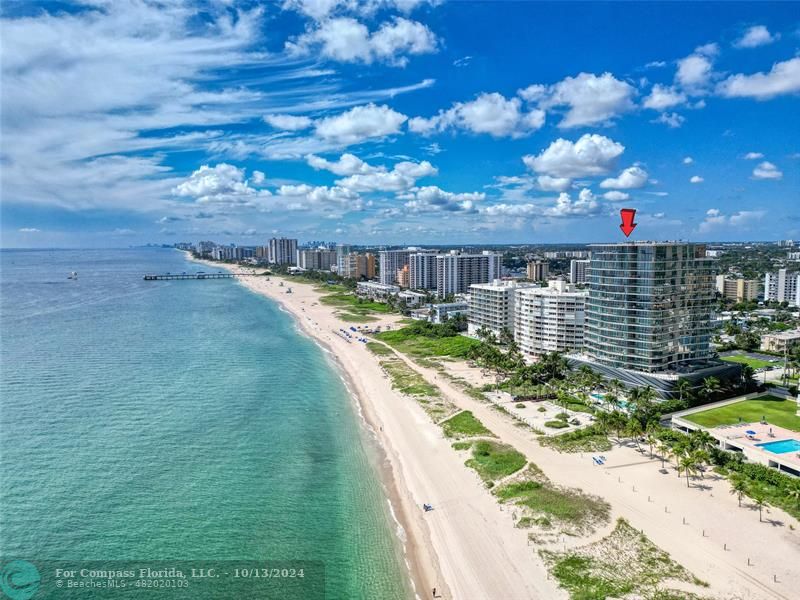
268, 238, 298, 265
569, 259, 590, 284
379, 248, 420, 285
436, 251, 502, 297
764, 269, 800, 306
582, 242, 715, 373
715, 276, 761, 302
527, 260, 550, 282
397, 265, 410, 288
340, 253, 376, 280
515, 280, 587, 359
335, 244, 352, 273
297, 248, 337, 271
468, 280, 536, 338
409, 252, 438, 290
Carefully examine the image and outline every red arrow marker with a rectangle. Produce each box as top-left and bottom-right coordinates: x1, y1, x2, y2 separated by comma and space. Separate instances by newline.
619, 208, 637, 237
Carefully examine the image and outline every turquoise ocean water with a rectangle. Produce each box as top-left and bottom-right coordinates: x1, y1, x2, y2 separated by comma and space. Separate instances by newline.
0, 248, 411, 599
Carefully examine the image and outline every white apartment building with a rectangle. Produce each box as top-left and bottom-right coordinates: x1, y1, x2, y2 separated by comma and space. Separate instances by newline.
409, 252, 438, 290
467, 279, 536, 338
764, 269, 800, 306
436, 251, 502, 297
379, 248, 421, 285
569, 259, 590, 284
296, 248, 337, 271
514, 280, 587, 359
269, 238, 298, 265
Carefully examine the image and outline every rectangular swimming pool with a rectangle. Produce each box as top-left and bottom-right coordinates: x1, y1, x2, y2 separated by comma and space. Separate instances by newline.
756, 439, 800, 454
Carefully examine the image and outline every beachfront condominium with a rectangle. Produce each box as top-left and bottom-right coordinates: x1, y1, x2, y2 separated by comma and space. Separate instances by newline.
572, 242, 735, 395
764, 269, 800, 306
269, 238, 298, 265
297, 248, 337, 271
569, 259, 590, 285
514, 280, 587, 359
340, 253, 376, 280
436, 251, 502, 298
716, 276, 761, 302
379, 248, 421, 285
409, 252, 438, 290
526, 260, 550, 282
468, 279, 537, 338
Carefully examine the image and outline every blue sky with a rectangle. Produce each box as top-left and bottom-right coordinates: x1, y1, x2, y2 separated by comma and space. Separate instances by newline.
1, 1, 799, 248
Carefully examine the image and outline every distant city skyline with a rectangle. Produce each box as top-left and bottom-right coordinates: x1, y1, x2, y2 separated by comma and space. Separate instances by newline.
2, 1, 799, 248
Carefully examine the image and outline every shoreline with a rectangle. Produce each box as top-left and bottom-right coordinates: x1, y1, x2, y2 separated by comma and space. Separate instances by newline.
184, 254, 442, 599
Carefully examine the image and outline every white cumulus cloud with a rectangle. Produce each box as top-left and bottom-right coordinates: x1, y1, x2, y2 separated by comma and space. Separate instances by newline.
524, 72, 636, 128
401, 185, 483, 213
523, 134, 624, 179
536, 175, 572, 192
173, 164, 270, 204
600, 166, 649, 189
286, 16, 437, 66
717, 57, 800, 100
315, 103, 407, 145
408, 92, 545, 138
734, 25, 779, 49
690, 175, 704, 184
743, 152, 764, 160
643, 84, 687, 110
752, 161, 783, 180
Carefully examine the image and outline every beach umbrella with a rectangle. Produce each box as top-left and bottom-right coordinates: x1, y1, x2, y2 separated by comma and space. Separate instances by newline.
745, 430, 757, 435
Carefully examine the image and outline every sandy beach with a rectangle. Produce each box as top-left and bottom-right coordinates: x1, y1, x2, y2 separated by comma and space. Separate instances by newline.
187, 257, 800, 600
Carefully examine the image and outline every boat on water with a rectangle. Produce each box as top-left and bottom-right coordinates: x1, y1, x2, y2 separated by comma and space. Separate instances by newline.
67, 271, 78, 280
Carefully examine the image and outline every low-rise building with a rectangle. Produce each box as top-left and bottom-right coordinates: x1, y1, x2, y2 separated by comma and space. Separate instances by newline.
515, 280, 587, 359
398, 290, 426, 307
397, 265, 410, 288
430, 301, 469, 324
356, 281, 400, 302
760, 329, 800, 353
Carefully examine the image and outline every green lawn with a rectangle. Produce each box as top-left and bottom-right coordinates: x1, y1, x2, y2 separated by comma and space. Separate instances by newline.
441, 410, 495, 439
319, 292, 394, 315
720, 354, 779, 370
336, 312, 378, 323
374, 329, 480, 358
464, 440, 527, 482
684, 396, 800, 432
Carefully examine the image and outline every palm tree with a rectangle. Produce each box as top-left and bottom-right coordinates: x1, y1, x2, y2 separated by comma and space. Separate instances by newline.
729, 476, 748, 508
675, 379, 693, 404
679, 455, 698, 487
786, 483, 800, 508
689, 429, 716, 454
752, 493, 769, 522
656, 441, 669, 469
701, 376, 722, 402
626, 418, 644, 452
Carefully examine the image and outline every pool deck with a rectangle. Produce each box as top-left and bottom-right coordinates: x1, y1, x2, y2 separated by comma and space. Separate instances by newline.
673, 418, 800, 476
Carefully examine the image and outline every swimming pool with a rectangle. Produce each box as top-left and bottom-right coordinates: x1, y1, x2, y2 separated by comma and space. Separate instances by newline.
756, 439, 800, 454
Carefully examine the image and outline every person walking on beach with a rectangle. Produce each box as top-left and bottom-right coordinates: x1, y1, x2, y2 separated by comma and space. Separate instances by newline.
432, 587, 436, 598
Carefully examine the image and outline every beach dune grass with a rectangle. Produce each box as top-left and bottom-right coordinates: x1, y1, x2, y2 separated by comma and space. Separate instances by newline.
441, 410, 496, 439
541, 518, 707, 600
684, 396, 800, 432
540, 425, 612, 453
381, 360, 440, 397
366, 342, 394, 356
495, 479, 610, 526
375, 327, 480, 358
465, 440, 527, 482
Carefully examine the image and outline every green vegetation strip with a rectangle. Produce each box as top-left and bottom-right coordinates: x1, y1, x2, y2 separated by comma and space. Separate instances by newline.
381, 360, 440, 397
320, 292, 393, 315
541, 519, 708, 600
540, 425, 612, 454
494, 465, 609, 536
366, 342, 394, 356
464, 440, 527, 483
684, 396, 800, 432
375, 321, 480, 358
441, 411, 496, 439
